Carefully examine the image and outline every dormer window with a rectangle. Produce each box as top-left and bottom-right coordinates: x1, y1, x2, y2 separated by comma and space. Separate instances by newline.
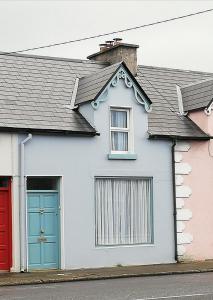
110, 107, 131, 153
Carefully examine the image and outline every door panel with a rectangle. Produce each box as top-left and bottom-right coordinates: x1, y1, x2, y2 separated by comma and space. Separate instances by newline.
0, 183, 12, 270
27, 192, 59, 270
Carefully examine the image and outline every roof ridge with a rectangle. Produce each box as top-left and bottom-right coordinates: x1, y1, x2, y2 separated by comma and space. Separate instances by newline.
180, 77, 213, 89
78, 61, 123, 80
139, 64, 213, 76
0, 51, 109, 65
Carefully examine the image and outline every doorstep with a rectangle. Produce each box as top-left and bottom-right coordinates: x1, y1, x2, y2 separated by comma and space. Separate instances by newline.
1, 261, 213, 287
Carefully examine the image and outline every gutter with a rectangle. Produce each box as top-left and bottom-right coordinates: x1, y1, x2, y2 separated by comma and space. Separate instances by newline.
171, 139, 178, 262
0, 127, 98, 136
20, 134, 32, 272
149, 134, 210, 141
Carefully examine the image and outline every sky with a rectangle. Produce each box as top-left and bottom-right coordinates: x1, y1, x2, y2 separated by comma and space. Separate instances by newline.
0, 0, 213, 72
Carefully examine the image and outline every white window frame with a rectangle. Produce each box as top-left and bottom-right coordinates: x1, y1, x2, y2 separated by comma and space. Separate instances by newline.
110, 107, 133, 154
95, 176, 154, 247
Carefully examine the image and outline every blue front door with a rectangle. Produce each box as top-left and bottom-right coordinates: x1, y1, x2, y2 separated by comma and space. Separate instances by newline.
27, 192, 59, 270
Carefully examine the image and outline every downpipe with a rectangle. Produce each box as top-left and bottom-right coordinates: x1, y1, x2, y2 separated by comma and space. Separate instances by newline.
20, 134, 32, 272
171, 139, 178, 262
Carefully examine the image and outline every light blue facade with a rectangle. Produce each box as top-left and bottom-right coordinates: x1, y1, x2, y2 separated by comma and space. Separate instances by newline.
22, 75, 175, 269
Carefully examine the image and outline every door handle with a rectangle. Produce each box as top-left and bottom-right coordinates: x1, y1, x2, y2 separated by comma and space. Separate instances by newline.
38, 236, 47, 242
40, 229, 45, 234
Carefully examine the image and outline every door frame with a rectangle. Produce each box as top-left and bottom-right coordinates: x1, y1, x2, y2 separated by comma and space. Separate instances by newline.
0, 176, 12, 271
25, 176, 64, 271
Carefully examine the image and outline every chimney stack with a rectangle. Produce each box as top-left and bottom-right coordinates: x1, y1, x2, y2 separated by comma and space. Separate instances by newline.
87, 39, 139, 76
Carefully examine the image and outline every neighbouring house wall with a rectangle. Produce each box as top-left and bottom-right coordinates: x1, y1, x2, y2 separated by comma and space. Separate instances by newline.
189, 110, 213, 135
23, 79, 174, 269
0, 133, 20, 272
175, 110, 213, 261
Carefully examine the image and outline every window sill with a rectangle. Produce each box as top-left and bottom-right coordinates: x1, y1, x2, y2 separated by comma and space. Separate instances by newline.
95, 243, 155, 249
108, 153, 137, 160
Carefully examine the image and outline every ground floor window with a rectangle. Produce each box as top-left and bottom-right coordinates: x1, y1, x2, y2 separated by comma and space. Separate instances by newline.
95, 177, 153, 246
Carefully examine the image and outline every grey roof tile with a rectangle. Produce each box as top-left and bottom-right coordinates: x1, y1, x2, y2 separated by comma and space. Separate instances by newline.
0, 53, 108, 134
137, 65, 212, 138
0, 51, 211, 138
75, 62, 122, 105
181, 78, 213, 111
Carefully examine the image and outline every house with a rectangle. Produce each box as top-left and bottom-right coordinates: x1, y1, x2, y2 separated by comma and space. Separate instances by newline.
174, 78, 213, 261
0, 39, 212, 272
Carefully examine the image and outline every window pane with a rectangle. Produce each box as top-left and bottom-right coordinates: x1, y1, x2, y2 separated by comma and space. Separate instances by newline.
111, 110, 127, 128
111, 132, 128, 151
95, 178, 153, 246
0, 177, 9, 188
27, 177, 58, 190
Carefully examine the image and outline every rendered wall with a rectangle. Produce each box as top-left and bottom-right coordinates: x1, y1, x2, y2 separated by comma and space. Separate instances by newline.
175, 111, 213, 261
0, 133, 20, 272
23, 79, 175, 269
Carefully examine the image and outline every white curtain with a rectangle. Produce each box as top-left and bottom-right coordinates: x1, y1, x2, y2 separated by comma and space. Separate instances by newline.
111, 110, 127, 128
95, 178, 153, 246
111, 132, 128, 151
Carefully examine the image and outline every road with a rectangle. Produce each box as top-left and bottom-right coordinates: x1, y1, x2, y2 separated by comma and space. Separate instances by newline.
1, 272, 213, 300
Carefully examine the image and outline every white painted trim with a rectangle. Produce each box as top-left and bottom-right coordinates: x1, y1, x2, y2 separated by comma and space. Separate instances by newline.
175, 162, 192, 175
25, 174, 64, 177
176, 85, 186, 116
174, 141, 193, 259
177, 221, 185, 233
95, 244, 155, 250
177, 232, 193, 244
109, 106, 134, 154
176, 198, 184, 209
177, 208, 192, 221
11, 176, 20, 272
175, 175, 184, 186
177, 245, 186, 256
65, 78, 79, 110
204, 99, 213, 116
175, 142, 191, 152
25, 177, 29, 272
10, 134, 20, 272
174, 152, 182, 163
176, 185, 192, 198
59, 176, 65, 270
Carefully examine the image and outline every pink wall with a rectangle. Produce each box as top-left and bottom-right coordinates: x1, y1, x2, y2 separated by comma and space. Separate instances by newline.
181, 111, 213, 260
189, 110, 213, 136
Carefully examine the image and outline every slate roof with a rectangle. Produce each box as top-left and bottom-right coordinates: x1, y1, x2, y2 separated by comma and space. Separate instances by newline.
0, 52, 107, 134
75, 62, 121, 105
136, 65, 212, 138
181, 78, 213, 112
0, 51, 212, 138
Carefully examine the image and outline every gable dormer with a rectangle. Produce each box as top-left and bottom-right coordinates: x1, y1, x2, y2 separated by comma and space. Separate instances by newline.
75, 62, 151, 112
180, 78, 213, 136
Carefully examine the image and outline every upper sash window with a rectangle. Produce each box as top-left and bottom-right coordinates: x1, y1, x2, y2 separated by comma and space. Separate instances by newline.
110, 108, 131, 153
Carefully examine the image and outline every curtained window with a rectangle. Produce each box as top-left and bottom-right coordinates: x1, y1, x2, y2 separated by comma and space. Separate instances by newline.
95, 177, 153, 246
110, 108, 130, 152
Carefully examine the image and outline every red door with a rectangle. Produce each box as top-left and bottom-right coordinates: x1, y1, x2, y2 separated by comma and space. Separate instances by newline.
0, 177, 12, 271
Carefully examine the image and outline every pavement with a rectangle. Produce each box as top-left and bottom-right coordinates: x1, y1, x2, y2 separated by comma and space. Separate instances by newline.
2, 272, 213, 299
1, 260, 213, 287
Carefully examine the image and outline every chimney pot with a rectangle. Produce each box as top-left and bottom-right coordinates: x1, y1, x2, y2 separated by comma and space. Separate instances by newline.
105, 40, 114, 47
99, 43, 107, 51
113, 38, 122, 45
